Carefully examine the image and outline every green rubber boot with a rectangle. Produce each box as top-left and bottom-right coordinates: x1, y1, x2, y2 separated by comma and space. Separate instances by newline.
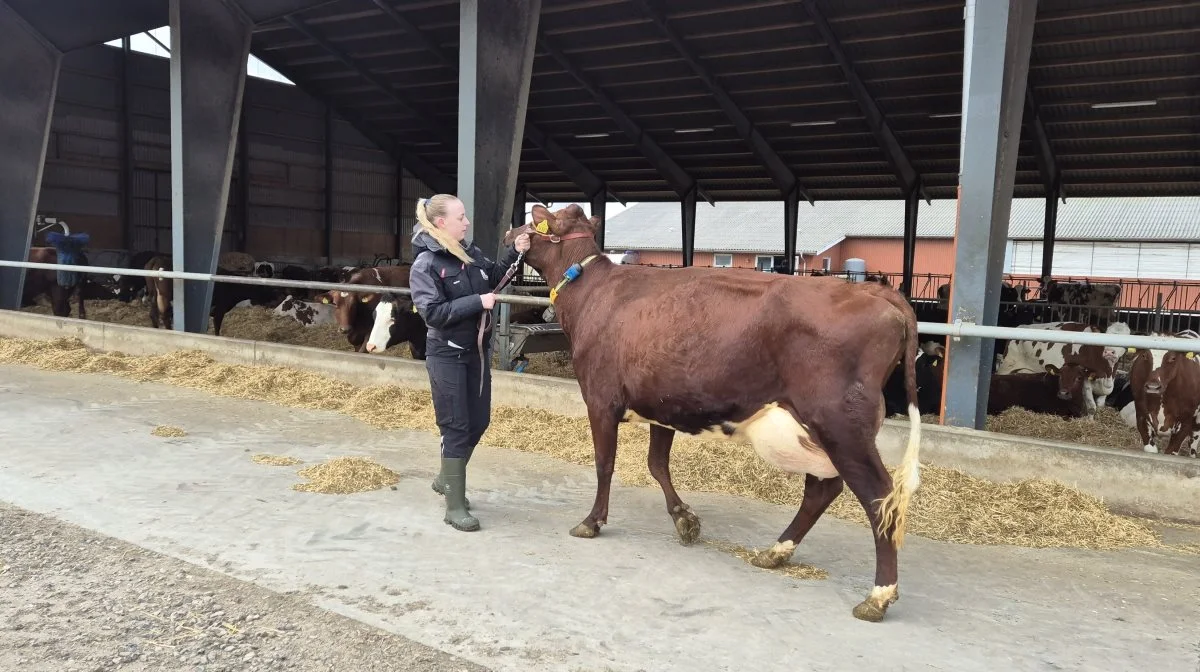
440, 458, 479, 532
431, 472, 470, 510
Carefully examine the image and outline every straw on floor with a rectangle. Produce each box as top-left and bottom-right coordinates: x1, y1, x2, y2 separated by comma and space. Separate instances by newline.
0, 335, 1177, 553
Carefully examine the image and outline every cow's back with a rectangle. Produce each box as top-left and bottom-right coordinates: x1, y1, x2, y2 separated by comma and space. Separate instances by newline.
571, 267, 911, 415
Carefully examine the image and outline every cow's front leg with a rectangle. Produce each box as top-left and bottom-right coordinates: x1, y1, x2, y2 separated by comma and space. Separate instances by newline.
570, 406, 620, 539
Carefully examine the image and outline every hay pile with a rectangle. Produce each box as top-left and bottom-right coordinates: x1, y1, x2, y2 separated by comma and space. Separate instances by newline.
0, 335, 1178, 553
251, 453, 303, 467
292, 456, 401, 494
985, 406, 1138, 450
151, 425, 187, 438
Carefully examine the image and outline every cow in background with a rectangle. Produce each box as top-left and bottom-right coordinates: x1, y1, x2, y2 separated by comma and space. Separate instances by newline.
1128, 330, 1200, 455
21, 247, 88, 319
362, 292, 428, 359
995, 321, 1129, 413
986, 363, 1091, 419
320, 264, 413, 352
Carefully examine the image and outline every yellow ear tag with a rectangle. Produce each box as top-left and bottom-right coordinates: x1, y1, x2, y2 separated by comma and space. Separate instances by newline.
535, 220, 550, 234
1187, 352, 1195, 360
360, 296, 371, 303
320, 296, 330, 304
1126, 347, 1136, 354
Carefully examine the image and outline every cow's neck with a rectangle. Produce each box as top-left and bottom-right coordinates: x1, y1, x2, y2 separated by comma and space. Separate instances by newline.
539, 243, 609, 325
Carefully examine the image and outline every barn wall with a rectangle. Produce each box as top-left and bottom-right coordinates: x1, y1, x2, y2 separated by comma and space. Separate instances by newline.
1009, 240, 1200, 281
625, 250, 770, 268
834, 238, 957, 276
35, 44, 429, 270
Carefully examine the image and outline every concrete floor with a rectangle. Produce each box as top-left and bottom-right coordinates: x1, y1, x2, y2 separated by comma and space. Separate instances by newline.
1, 364, 1198, 672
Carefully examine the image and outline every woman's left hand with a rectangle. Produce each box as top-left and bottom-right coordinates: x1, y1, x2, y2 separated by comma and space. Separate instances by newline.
514, 233, 531, 253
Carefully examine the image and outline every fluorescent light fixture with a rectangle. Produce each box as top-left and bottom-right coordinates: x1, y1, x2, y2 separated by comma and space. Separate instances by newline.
790, 120, 837, 127
929, 112, 961, 119
674, 127, 713, 134
1090, 100, 1157, 109
575, 132, 609, 138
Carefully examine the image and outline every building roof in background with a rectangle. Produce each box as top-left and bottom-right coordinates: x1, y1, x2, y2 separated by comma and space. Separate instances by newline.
603, 197, 1200, 254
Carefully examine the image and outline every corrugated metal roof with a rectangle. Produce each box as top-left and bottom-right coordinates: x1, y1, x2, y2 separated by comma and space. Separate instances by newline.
604, 196, 1200, 253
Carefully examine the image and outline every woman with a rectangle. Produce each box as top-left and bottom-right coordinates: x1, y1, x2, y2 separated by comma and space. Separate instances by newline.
408, 194, 531, 532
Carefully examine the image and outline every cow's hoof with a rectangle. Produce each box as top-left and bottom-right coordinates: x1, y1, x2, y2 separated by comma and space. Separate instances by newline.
569, 521, 599, 538
852, 585, 898, 623
671, 504, 701, 545
749, 540, 795, 569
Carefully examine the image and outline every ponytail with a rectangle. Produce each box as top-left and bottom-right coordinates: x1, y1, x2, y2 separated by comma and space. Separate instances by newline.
416, 194, 473, 264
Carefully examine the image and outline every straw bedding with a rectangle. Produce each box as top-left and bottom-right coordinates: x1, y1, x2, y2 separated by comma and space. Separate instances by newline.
251, 453, 304, 467
1, 334, 1186, 555
291, 456, 401, 494
151, 425, 187, 438
21, 299, 1137, 447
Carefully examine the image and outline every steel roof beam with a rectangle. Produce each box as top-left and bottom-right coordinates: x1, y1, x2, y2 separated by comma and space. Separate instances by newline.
538, 32, 713, 205
249, 38, 455, 194
367, 0, 611, 202
283, 15, 454, 146
1023, 84, 1062, 200
633, 0, 813, 204
800, 0, 927, 203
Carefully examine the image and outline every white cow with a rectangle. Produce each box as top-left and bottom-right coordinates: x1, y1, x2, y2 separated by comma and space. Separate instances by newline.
997, 321, 1131, 413
273, 294, 335, 327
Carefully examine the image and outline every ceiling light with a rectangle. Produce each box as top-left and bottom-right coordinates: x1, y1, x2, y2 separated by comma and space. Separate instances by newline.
674, 127, 713, 134
575, 133, 609, 139
790, 120, 837, 127
929, 112, 961, 119
1090, 100, 1157, 109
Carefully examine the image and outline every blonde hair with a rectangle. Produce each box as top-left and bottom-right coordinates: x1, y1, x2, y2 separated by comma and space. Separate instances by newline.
416, 194, 473, 264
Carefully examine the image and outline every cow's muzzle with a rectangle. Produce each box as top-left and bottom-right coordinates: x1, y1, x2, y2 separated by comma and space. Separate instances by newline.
1144, 382, 1162, 395
337, 326, 351, 334
1057, 389, 1072, 400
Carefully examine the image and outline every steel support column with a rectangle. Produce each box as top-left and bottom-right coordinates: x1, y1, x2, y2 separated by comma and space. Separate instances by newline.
394, 160, 404, 261
0, 2, 60, 310
783, 186, 800, 275
511, 185, 527, 230
323, 104, 334, 266
457, 0, 540, 259
590, 191, 607, 251
168, 0, 251, 333
236, 104, 249, 253
1040, 179, 1061, 283
120, 36, 134, 252
901, 185, 920, 296
681, 187, 697, 267
942, 0, 1038, 429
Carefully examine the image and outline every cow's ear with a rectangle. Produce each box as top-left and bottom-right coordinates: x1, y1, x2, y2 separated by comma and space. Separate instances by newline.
1045, 364, 1060, 375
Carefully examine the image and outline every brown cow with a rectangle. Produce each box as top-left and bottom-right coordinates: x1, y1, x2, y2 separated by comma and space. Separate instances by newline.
1140, 346, 1200, 456
318, 264, 413, 352
21, 247, 87, 319
986, 364, 1090, 419
144, 255, 173, 329
1126, 331, 1200, 454
504, 204, 923, 623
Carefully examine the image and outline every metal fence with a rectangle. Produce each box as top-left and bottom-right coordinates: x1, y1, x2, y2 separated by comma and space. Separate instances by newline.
4, 258, 1200, 354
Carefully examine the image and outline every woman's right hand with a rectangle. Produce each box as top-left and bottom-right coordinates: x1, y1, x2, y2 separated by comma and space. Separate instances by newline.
480, 293, 497, 310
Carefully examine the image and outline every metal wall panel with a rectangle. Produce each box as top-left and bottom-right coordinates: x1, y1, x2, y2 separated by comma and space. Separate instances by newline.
35, 44, 408, 264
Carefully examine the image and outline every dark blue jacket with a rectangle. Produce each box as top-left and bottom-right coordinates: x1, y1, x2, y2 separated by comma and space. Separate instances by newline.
408, 227, 520, 357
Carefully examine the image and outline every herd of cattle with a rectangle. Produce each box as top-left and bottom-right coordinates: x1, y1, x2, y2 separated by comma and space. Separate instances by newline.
19, 245, 552, 361
880, 278, 1199, 456
17, 244, 1199, 457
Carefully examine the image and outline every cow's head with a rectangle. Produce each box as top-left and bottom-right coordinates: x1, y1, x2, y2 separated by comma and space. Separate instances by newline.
364, 293, 420, 354
504, 203, 601, 279
318, 289, 365, 333
1046, 362, 1088, 401
1144, 349, 1198, 395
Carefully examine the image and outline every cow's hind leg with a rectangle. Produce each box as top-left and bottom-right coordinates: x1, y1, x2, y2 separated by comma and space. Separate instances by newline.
570, 406, 620, 539
646, 424, 700, 544
750, 474, 843, 568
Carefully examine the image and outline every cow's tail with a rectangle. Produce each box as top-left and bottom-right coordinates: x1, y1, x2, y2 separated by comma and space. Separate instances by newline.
875, 290, 922, 550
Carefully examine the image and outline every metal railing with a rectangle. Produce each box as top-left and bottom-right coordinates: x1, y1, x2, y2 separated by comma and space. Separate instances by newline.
3, 259, 1200, 353
0, 259, 551, 307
